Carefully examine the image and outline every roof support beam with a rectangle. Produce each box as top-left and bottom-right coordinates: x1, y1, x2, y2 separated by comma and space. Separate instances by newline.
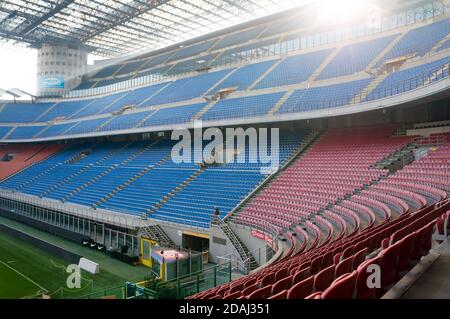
18, 0, 76, 36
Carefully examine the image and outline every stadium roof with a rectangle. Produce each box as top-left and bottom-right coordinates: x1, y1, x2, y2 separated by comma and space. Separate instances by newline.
0, 0, 303, 57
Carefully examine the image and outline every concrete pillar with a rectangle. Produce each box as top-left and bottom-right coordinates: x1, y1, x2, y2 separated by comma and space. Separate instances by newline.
36, 43, 88, 97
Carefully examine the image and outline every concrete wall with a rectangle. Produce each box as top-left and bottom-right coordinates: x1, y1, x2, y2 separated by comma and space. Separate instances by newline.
37, 43, 88, 96
229, 223, 271, 266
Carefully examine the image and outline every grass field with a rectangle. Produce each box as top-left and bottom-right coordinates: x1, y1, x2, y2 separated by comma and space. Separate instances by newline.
0, 231, 128, 299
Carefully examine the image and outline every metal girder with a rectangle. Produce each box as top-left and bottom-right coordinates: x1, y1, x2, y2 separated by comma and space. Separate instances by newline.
80, 0, 172, 42
0, 0, 299, 57
17, 0, 76, 36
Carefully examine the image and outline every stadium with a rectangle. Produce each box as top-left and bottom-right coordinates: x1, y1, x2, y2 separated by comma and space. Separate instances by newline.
0, 0, 449, 303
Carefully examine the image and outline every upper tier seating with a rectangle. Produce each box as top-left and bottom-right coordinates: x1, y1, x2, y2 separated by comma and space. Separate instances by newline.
36, 122, 78, 138
93, 63, 123, 78
1, 17, 450, 142
115, 60, 148, 76
98, 111, 153, 132
0, 103, 54, 123
367, 56, 450, 101
63, 118, 109, 136
70, 92, 127, 118
139, 103, 205, 127
255, 49, 333, 89
201, 92, 285, 121
378, 18, 450, 65
212, 26, 266, 51
0, 126, 12, 138
277, 79, 372, 114
146, 70, 231, 106
8, 126, 46, 140
166, 39, 217, 63
39, 99, 94, 122
437, 37, 450, 52
103, 82, 169, 112
210, 60, 277, 94
317, 34, 398, 80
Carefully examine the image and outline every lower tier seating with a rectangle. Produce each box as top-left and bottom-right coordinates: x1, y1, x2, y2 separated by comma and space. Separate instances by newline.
190, 131, 449, 299
0, 130, 310, 228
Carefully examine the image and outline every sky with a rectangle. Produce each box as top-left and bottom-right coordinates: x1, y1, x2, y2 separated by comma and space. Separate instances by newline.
0, 46, 37, 96
0, 45, 103, 98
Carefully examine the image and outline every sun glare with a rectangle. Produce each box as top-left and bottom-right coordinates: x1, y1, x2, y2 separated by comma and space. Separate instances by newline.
316, 0, 377, 25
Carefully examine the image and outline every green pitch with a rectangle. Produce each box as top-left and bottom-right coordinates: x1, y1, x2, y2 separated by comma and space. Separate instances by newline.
0, 231, 126, 299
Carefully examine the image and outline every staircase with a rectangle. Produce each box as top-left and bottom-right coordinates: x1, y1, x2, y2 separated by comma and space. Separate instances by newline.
136, 82, 172, 108
430, 32, 450, 54
226, 129, 323, 221
121, 140, 160, 165
218, 220, 258, 271
97, 142, 134, 164
350, 73, 389, 104
267, 90, 294, 115
190, 100, 219, 122
371, 140, 419, 173
204, 68, 239, 96
247, 58, 284, 90
366, 32, 406, 70
61, 166, 116, 202
147, 166, 206, 215
40, 165, 93, 197
308, 46, 342, 82
93, 117, 115, 132
139, 224, 176, 247
2, 127, 15, 139
34, 102, 59, 122
135, 110, 157, 128
94, 153, 170, 207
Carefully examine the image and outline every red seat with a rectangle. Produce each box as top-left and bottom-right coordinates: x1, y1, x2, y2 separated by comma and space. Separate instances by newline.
321, 250, 334, 268
292, 267, 310, 285
241, 283, 259, 296
227, 282, 244, 295
321, 271, 357, 299
268, 290, 287, 299
243, 277, 258, 289
271, 276, 293, 295
396, 233, 415, 276
353, 248, 368, 269
341, 245, 354, 259
411, 227, 427, 264
247, 285, 272, 299
421, 221, 436, 256
333, 252, 342, 265
355, 256, 382, 299
379, 241, 401, 290
314, 265, 335, 292
287, 276, 314, 299
305, 291, 322, 299
335, 255, 354, 278
274, 267, 289, 281
310, 256, 322, 275
259, 273, 275, 286
223, 291, 242, 299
